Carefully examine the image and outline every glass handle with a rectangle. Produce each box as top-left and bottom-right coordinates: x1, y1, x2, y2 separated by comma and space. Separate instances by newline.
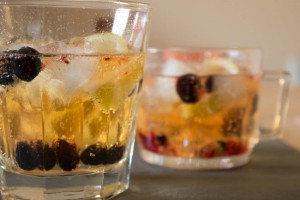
259, 71, 291, 140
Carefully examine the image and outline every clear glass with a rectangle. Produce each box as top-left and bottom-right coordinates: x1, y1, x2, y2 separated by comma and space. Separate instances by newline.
0, 1, 151, 199
137, 48, 290, 170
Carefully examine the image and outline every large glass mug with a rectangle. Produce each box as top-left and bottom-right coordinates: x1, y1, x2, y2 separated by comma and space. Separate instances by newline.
0, 1, 150, 199
137, 48, 290, 170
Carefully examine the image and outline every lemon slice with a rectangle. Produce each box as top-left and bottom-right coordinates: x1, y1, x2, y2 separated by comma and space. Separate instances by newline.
85, 32, 128, 54
94, 55, 144, 111
201, 58, 239, 75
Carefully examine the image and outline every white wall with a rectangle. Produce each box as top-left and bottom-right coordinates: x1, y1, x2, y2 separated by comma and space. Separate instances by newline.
132, 0, 300, 74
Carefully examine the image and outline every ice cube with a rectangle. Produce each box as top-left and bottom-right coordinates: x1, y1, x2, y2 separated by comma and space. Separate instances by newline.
42, 55, 98, 96
160, 59, 198, 76
213, 75, 249, 103
150, 59, 198, 105
25, 73, 47, 107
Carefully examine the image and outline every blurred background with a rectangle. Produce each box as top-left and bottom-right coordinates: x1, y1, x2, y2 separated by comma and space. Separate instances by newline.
127, 0, 300, 150
131, 0, 300, 82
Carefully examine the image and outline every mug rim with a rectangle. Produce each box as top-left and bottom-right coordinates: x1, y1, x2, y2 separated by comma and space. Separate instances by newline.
147, 47, 262, 54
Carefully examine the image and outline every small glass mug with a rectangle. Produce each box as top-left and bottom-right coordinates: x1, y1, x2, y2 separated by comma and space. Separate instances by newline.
0, 1, 150, 199
137, 48, 290, 170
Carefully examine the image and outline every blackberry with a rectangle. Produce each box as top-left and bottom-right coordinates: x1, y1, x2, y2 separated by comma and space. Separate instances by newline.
80, 144, 125, 165
15, 141, 38, 171
105, 145, 125, 164
54, 139, 79, 171
43, 144, 57, 171
222, 107, 245, 137
34, 140, 56, 171
35, 140, 44, 170
80, 144, 107, 165
11, 46, 41, 82
176, 74, 200, 103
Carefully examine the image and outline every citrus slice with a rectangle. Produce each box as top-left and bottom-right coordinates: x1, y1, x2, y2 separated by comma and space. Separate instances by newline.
94, 54, 144, 111
85, 32, 128, 54
201, 58, 239, 75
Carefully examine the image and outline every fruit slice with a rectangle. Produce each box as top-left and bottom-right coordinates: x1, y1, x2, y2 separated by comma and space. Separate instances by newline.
94, 55, 144, 111
201, 58, 239, 75
85, 33, 128, 54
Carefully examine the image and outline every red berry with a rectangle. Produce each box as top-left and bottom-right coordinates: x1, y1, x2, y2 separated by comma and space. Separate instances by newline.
224, 140, 248, 156
198, 144, 216, 158
138, 131, 159, 152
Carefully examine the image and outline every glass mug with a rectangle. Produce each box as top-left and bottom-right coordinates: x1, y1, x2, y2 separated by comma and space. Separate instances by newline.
137, 48, 290, 170
0, 1, 150, 199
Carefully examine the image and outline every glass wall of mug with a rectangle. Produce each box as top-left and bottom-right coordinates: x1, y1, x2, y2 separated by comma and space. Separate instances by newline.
137, 48, 290, 170
0, 1, 151, 199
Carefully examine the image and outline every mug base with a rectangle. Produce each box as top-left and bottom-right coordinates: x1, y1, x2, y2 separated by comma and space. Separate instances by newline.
140, 148, 251, 170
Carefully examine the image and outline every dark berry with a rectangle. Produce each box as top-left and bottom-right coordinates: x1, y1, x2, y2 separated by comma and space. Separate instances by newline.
34, 140, 56, 171
11, 46, 41, 82
54, 139, 79, 171
205, 76, 214, 93
176, 74, 200, 103
80, 144, 125, 165
43, 144, 57, 171
222, 107, 245, 137
105, 145, 125, 164
217, 140, 227, 149
80, 144, 107, 165
156, 135, 168, 147
0, 51, 16, 85
35, 140, 44, 170
15, 141, 38, 171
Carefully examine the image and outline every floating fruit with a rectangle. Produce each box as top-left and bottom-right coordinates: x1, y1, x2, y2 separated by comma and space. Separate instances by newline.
176, 73, 200, 103
201, 58, 239, 75
85, 32, 128, 54
94, 55, 143, 111
0, 46, 42, 84
11, 46, 41, 82
0, 50, 15, 85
